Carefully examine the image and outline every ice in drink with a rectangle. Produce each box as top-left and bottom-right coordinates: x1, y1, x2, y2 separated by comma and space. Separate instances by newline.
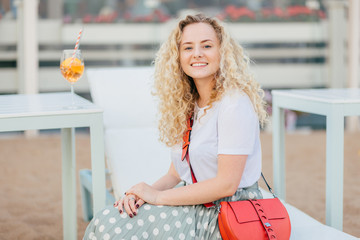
60, 57, 84, 83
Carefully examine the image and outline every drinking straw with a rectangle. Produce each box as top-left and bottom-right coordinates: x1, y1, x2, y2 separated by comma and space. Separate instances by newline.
70, 28, 83, 65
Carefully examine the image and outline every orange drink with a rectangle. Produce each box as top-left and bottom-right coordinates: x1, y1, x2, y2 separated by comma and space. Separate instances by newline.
60, 57, 84, 83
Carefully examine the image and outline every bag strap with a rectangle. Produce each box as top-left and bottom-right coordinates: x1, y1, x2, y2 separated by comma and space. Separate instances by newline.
249, 199, 278, 239
182, 116, 215, 208
261, 173, 276, 198
181, 116, 276, 207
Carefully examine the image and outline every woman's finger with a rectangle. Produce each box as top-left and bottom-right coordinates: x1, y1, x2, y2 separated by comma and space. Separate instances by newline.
135, 199, 145, 209
114, 198, 121, 207
116, 198, 124, 214
123, 196, 137, 218
128, 196, 138, 216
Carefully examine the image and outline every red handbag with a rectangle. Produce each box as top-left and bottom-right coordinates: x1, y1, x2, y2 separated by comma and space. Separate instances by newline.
218, 196, 291, 240
182, 116, 291, 240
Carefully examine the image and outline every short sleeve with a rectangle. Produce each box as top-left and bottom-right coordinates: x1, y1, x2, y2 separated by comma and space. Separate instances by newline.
217, 93, 259, 155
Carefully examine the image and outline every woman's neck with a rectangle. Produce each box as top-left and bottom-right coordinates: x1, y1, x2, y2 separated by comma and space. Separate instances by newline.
194, 78, 215, 108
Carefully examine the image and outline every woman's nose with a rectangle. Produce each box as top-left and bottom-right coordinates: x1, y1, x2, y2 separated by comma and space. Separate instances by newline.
193, 46, 203, 58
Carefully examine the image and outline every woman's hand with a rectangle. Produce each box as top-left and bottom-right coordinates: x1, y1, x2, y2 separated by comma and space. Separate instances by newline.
126, 182, 160, 205
114, 194, 145, 218
113, 163, 179, 215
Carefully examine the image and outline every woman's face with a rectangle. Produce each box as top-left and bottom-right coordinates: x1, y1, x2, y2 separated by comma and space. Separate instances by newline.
179, 22, 221, 84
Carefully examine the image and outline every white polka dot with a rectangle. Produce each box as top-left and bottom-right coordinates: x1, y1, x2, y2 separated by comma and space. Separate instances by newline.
126, 223, 133, 230
164, 224, 170, 231
94, 219, 99, 226
172, 210, 178, 216
131, 236, 138, 240
120, 212, 127, 219
153, 228, 159, 236
160, 212, 167, 219
197, 222, 202, 229
142, 232, 149, 239
249, 192, 255, 199
216, 231, 221, 238
109, 217, 116, 224
175, 221, 181, 228
88, 232, 94, 239
91, 236, 97, 240
167, 237, 174, 240
203, 222, 208, 230
148, 215, 155, 222
206, 211, 211, 216
137, 219, 144, 226
231, 195, 237, 201
157, 205, 163, 208
99, 225, 105, 232
103, 233, 110, 240
179, 233, 185, 240
114, 227, 122, 234
102, 209, 110, 215
210, 225, 216, 233
190, 230, 195, 237
144, 205, 151, 210
199, 210, 204, 216
183, 207, 189, 213
186, 217, 193, 224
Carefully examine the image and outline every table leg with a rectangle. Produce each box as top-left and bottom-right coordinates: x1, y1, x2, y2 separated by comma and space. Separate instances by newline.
61, 128, 77, 240
272, 101, 286, 199
326, 109, 344, 230
90, 115, 106, 214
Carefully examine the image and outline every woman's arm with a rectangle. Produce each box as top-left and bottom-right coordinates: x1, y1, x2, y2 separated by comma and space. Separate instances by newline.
127, 154, 247, 206
151, 161, 182, 191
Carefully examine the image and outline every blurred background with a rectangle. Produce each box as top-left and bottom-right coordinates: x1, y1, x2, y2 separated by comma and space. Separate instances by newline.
0, 0, 357, 130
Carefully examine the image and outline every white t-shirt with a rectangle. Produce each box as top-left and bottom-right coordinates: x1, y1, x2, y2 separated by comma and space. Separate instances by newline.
171, 90, 262, 189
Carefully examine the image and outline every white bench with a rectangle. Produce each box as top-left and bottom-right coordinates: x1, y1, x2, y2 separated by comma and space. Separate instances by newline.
81, 67, 357, 239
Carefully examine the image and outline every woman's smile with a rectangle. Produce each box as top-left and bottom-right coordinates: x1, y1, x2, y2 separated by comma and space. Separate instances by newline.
191, 62, 208, 67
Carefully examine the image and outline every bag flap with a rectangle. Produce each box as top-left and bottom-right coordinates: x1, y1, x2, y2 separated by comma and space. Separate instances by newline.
221, 198, 289, 224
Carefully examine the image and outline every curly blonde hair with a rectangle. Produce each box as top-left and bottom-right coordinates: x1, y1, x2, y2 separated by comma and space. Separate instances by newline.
153, 14, 267, 147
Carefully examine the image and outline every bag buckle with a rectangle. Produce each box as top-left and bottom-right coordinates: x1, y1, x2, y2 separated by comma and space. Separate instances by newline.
264, 222, 271, 227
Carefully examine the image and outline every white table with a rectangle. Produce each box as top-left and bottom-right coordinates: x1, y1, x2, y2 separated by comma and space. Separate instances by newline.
272, 88, 360, 231
0, 92, 106, 240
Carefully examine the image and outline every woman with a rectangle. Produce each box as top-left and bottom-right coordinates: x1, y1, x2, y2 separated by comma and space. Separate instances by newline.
84, 13, 267, 240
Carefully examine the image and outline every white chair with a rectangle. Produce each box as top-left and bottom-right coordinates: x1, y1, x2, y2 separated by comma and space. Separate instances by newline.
80, 67, 170, 221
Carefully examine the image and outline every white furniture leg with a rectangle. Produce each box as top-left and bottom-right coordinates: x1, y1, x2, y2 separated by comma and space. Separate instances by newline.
273, 99, 286, 199
90, 115, 106, 215
326, 107, 344, 230
61, 128, 77, 240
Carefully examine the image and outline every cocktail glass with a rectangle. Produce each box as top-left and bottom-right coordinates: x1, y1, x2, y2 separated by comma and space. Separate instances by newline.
60, 49, 84, 109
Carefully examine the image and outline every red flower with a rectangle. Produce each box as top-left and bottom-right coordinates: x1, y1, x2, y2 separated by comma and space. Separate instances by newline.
287, 5, 313, 17
225, 5, 255, 20
82, 14, 93, 23
261, 7, 285, 18
273, 7, 285, 18
317, 10, 326, 19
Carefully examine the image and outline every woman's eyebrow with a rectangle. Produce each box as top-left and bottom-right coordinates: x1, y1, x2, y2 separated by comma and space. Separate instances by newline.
181, 39, 213, 46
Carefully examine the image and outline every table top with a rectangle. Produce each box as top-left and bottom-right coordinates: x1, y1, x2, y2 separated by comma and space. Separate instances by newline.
0, 92, 102, 119
272, 88, 360, 104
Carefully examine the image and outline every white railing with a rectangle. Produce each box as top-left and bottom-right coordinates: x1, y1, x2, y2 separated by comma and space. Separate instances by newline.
0, 19, 333, 92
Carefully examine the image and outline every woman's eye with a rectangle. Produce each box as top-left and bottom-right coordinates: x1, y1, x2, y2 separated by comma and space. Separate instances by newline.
205, 45, 212, 48
184, 47, 192, 50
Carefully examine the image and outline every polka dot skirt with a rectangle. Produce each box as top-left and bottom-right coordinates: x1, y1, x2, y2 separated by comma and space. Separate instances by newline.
84, 182, 262, 240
